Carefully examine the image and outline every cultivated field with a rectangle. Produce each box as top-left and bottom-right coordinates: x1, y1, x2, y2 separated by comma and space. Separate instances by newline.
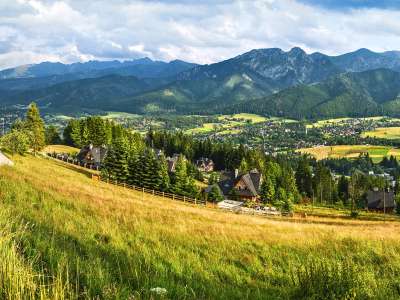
298, 145, 400, 162
2, 155, 400, 299
362, 127, 400, 140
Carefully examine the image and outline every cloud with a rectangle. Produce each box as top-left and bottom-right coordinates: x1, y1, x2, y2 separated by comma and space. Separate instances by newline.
1, 0, 400, 69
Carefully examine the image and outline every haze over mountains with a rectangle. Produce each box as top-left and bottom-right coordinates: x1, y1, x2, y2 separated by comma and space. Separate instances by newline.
1, 47, 400, 119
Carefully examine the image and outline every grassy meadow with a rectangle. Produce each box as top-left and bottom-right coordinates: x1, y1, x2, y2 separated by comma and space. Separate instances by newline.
43, 144, 80, 155
362, 127, 400, 140
2, 155, 400, 298
298, 145, 400, 162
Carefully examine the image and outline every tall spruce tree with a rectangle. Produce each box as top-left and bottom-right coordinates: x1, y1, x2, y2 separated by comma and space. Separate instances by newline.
260, 177, 275, 204
156, 154, 170, 192
295, 159, 313, 198
171, 154, 188, 194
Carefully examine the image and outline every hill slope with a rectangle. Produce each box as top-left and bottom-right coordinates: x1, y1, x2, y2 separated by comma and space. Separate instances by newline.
1, 155, 400, 299
231, 68, 400, 119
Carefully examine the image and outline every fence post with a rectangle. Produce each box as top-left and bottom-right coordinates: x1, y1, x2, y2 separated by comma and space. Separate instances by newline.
173, 194, 175, 201
142, 187, 144, 200
162, 191, 164, 199
153, 189, 155, 195
195, 198, 197, 205
183, 196, 186, 203
123, 183, 126, 189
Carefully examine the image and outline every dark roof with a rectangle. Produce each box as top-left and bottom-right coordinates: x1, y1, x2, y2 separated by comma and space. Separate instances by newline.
367, 191, 396, 209
217, 178, 235, 195
239, 173, 258, 196
217, 169, 262, 197
77, 145, 107, 164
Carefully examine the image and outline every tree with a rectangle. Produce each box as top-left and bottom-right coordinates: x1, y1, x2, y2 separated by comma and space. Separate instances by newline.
45, 125, 61, 145
396, 194, 400, 215
337, 176, 349, 204
228, 188, 241, 201
281, 193, 294, 213
156, 154, 170, 192
260, 176, 275, 204
171, 155, 188, 194
101, 139, 128, 183
25, 102, 45, 153
207, 185, 224, 202
295, 159, 313, 198
0, 130, 30, 155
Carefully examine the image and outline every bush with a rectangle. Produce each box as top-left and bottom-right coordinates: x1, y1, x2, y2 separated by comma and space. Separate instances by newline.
350, 210, 359, 218
0, 130, 30, 155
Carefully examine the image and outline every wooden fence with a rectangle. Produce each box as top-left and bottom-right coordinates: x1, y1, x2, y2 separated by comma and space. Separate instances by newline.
100, 177, 206, 206
47, 152, 206, 206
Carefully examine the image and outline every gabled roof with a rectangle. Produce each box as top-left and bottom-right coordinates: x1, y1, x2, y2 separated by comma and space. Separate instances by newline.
217, 169, 262, 197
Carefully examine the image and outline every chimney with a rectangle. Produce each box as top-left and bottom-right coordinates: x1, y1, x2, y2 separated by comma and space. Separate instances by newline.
234, 169, 239, 179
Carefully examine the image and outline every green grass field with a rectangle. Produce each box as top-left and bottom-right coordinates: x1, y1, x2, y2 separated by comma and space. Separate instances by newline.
187, 114, 290, 135
2, 154, 400, 299
362, 127, 400, 140
307, 116, 400, 128
298, 145, 400, 162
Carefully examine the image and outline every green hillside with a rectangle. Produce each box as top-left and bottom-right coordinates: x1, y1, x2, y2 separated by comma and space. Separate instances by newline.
2, 154, 400, 299
233, 68, 400, 119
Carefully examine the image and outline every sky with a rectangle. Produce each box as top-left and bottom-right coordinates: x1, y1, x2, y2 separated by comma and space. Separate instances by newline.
1, 0, 400, 70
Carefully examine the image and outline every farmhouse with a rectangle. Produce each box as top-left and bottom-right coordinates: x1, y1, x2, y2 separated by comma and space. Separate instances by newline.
366, 190, 396, 212
0, 151, 13, 166
196, 157, 214, 172
216, 169, 263, 201
77, 144, 108, 167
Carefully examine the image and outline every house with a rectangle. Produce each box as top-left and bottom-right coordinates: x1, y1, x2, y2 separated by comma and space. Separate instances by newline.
195, 157, 214, 172
0, 151, 13, 166
366, 190, 396, 212
77, 144, 108, 167
215, 169, 263, 202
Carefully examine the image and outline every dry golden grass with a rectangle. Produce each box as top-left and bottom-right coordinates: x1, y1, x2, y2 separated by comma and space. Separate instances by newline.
6, 155, 400, 244
2, 155, 400, 298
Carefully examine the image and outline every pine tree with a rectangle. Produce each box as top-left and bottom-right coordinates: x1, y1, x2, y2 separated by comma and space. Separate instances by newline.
156, 154, 170, 192
260, 176, 275, 204
127, 151, 141, 186
101, 146, 117, 181
25, 102, 45, 153
171, 154, 187, 194
295, 159, 313, 198
45, 125, 61, 145
207, 185, 224, 202
113, 139, 129, 183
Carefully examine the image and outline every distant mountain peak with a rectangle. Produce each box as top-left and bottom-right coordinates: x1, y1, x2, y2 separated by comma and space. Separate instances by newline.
288, 46, 306, 55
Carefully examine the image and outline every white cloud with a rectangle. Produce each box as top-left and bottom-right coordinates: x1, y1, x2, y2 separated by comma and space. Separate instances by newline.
1, 0, 400, 69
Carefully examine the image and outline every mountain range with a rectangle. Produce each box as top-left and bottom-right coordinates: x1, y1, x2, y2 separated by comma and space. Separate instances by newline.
1, 47, 400, 119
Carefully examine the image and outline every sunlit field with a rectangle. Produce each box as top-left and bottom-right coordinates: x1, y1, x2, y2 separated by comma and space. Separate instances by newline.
1, 155, 400, 299
362, 127, 400, 140
298, 144, 400, 162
